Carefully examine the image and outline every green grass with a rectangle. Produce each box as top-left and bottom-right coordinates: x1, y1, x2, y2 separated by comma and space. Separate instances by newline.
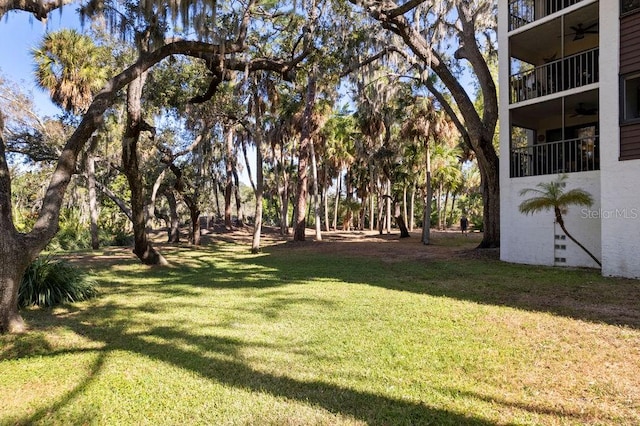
1, 239, 639, 425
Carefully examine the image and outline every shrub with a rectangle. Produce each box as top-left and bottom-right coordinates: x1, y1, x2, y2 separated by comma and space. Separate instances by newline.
470, 215, 484, 232
19, 256, 99, 308
47, 208, 91, 251
108, 228, 134, 246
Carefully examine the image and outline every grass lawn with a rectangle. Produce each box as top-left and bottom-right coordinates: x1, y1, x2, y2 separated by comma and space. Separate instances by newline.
1, 231, 639, 425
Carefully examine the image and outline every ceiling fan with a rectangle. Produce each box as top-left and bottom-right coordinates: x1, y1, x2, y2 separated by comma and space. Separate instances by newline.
571, 103, 598, 117
567, 22, 598, 41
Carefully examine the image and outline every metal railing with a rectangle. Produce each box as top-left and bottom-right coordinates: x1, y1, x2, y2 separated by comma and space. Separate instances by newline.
510, 136, 599, 177
510, 48, 598, 103
509, 0, 586, 31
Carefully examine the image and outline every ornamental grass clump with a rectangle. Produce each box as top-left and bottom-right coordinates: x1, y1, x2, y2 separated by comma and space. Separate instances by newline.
19, 256, 98, 308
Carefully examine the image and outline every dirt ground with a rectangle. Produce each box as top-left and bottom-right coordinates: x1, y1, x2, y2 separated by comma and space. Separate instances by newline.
199, 225, 497, 262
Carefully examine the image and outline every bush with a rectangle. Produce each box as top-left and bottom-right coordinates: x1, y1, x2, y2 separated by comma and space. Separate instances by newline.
47, 208, 92, 251
19, 256, 99, 308
108, 228, 134, 246
470, 215, 484, 232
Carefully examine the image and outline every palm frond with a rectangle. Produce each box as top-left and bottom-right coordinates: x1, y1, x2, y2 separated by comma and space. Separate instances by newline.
518, 174, 600, 266
518, 186, 545, 197
557, 189, 594, 208
518, 196, 556, 215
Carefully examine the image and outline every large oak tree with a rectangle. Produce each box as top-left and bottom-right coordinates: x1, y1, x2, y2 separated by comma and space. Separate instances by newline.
349, 0, 500, 248
0, 0, 310, 333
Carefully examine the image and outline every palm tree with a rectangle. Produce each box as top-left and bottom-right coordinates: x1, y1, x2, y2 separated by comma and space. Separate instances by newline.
33, 29, 109, 250
431, 143, 463, 230
33, 29, 108, 114
519, 174, 601, 267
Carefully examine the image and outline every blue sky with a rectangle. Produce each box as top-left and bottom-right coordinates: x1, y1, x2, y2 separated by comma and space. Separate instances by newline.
0, 8, 79, 116
0, 7, 257, 183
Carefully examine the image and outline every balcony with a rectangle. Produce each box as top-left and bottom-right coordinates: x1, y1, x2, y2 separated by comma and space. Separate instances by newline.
510, 48, 598, 103
510, 135, 599, 177
509, 0, 587, 31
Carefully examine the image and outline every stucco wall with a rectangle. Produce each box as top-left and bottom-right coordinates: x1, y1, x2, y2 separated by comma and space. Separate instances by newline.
501, 172, 601, 268
499, 0, 602, 270
599, 0, 640, 278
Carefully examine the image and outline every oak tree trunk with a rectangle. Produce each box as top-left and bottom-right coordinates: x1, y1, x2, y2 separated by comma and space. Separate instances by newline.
166, 190, 180, 243
122, 71, 167, 265
189, 204, 201, 245
224, 128, 234, 231
477, 145, 500, 248
395, 202, 410, 238
0, 232, 31, 334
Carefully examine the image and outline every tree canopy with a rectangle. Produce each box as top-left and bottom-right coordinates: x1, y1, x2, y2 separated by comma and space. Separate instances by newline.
0, 0, 498, 333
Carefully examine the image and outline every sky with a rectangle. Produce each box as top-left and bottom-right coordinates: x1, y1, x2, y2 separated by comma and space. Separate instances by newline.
0, 7, 257, 184
0, 8, 80, 116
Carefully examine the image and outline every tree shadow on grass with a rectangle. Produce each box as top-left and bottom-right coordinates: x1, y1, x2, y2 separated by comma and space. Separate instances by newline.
249, 245, 640, 330
12, 242, 636, 424
70, 241, 640, 330
10, 307, 496, 426
434, 387, 591, 422
9, 350, 106, 425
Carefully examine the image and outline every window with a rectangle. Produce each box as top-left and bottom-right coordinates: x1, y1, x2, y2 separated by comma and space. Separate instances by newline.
622, 73, 640, 123
622, 0, 640, 15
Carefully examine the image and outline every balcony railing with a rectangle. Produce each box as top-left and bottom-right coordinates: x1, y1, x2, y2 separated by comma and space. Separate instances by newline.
510, 48, 599, 103
509, 0, 586, 31
510, 136, 599, 177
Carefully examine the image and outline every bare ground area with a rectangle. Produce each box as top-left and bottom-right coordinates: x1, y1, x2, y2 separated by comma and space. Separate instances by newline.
200, 225, 497, 262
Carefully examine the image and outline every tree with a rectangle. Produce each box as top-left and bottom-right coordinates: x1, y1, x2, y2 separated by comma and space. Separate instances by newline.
33, 28, 109, 250
1, 0, 311, 332
33, 29, 108, 115
0, 0, 73, 21
323, 112, 356, 230
518, 174, 601, 267
249, 74, 267, 253
431, 143, 462, 230
348, 0, 500, 248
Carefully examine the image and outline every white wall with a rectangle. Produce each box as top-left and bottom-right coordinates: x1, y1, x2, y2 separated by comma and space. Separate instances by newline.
499, 0, 602, 270
501, 172, 601, 268
598, 1, 640, 278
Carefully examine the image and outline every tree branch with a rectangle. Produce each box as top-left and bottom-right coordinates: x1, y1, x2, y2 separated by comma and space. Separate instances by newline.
340, 46, 402, 78
95, 181, 133, 221
384, 0, 426, 19
0, 110, 14, 232
0, 0, 75, 21
189, 50, 309, 104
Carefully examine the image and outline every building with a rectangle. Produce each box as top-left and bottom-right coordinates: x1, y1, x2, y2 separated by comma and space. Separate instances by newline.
499, 0, 640, 277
